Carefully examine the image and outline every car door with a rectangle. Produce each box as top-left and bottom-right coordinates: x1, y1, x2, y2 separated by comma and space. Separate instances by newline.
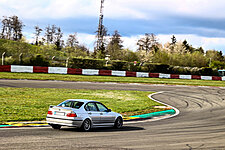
96, 103, 116, 124
84, 102, 101, 125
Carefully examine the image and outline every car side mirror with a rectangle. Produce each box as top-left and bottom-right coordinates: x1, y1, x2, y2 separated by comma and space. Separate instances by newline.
107, 109, 111, 112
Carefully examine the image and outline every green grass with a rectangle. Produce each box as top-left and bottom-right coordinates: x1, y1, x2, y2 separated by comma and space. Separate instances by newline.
0, 72, 225, 87
0, 87, 163, 123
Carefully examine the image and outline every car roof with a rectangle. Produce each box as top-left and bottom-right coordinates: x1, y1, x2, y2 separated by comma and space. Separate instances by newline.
65, 99, 99, 103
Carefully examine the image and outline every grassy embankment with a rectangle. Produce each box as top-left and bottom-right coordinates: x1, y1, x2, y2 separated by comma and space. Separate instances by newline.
0, 72, 225, 87
0, 88, 165, 123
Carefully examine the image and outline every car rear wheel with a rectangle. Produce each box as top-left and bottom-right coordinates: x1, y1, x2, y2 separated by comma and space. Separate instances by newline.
50, 124, 61, 129
114, 117, 123, 129
81, 119, 91, 131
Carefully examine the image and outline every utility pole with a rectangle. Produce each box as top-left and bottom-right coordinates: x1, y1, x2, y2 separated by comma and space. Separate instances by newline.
96, 0, 105, 51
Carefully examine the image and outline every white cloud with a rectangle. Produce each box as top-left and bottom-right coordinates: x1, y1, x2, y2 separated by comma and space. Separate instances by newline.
1, 0, 225, 20
158, 34, 225, 53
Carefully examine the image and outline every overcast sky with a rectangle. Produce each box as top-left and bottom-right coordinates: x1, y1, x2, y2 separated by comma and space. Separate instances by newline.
1, 0, 225, 53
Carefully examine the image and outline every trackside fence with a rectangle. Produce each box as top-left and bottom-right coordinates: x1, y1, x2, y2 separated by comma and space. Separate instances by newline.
0, 65, 225, 81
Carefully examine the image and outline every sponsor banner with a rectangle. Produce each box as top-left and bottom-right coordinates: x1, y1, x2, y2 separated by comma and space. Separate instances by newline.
11, 65, 33, 73
201, 76, 212, 80
159, 73, 171, 79
137, 72, 149, 78
82, 69, 99, 75
180, 75, 192, 80
112, 70, 126, 76
48, 67, 67, 74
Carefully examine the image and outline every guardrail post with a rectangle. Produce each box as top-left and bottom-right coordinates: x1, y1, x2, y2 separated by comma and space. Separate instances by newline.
2, 52, 6, 65
19, 53, 23, 64
66, 57, 69, 68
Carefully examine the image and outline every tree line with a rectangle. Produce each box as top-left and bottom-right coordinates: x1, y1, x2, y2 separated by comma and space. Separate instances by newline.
0, 15, 225, 69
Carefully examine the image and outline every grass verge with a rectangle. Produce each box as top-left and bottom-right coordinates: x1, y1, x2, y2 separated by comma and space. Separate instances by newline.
0, 72, 225, 87
0, 87, 165, 123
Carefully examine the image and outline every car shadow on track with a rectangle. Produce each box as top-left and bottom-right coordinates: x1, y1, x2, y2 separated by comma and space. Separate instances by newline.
60, 126, 144, 132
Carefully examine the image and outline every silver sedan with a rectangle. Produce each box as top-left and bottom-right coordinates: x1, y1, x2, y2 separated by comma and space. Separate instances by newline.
46, 99, 123, 131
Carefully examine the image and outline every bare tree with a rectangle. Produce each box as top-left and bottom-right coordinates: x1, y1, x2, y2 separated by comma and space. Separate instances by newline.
54, 27, 63, 50
45, 25, 56, 44
66, 33, 79, 48
0, 16, 8, 39
11, 16, 24, 41
1, 16, 24, 41
137, 33, 158, 54
34, 25, 43, 45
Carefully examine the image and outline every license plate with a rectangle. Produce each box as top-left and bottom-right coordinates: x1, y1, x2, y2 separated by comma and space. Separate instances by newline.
55, 111, 65, 116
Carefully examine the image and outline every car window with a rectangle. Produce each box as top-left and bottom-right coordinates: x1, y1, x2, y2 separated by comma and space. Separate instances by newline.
58, 101, 73, 107
72, 102, 84, 109
96, 103, 108, 112
85, 103, 98, 111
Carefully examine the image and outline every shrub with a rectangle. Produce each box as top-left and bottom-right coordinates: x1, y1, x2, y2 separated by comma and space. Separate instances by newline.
29, 55, 49, 66
127, 62, 142, 72
144, 63, 169, 73
70, 58, 105, 69
111, 60, 127, 70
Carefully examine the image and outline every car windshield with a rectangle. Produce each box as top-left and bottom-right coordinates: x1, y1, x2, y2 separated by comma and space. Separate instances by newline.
57, 101, 84, 109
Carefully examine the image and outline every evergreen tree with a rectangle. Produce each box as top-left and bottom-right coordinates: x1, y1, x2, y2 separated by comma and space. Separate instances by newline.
94, 25, 108, 59
106, 30, 123, 60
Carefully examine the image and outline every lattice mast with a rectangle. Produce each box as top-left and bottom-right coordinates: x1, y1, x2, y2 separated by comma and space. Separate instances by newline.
96, 0, 105, 50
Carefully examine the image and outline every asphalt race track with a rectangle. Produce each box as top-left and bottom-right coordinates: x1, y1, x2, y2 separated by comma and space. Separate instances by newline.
1, 79, 225, 150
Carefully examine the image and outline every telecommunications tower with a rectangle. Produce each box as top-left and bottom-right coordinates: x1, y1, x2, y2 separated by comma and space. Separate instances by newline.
96, 0, 105, 50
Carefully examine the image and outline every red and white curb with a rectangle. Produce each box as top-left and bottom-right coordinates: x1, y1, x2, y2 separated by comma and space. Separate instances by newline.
0, 65, 224, 81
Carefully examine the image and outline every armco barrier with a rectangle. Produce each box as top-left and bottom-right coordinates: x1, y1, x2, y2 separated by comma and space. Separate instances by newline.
137, 72, 149, 78
48, 67, 67, 74
99, 70, 112, 76
11, 65, 33, 73
180, 75, 192, 80
126, 71, 136, 77
192, 75, 201, 80
0, 65, 10, 72
212, 76, 222, 81
159, 73, 171, 79
33, 66, 48, 73
67, 68, 82, 75
171, 74, 179, 79
149, 73, 159, 78
112, 70, 126, 77
82, 69, 99, 75
201, 76, 212, 80
0, 65, 225, 81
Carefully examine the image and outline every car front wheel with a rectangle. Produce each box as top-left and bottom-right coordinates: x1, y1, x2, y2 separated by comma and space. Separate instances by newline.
114, 117, 123, 129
